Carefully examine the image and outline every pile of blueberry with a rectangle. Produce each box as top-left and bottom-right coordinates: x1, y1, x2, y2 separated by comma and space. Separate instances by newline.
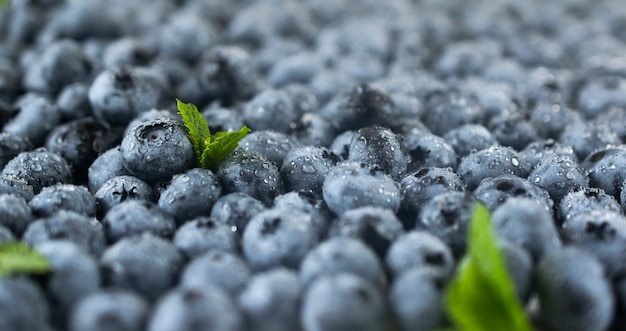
2, 0, 626, 330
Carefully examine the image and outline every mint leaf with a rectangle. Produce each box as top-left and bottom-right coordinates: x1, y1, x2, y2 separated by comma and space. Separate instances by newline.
445, 203, 534, 331
177, 99, 251, 171
0, 242, 50, 278
176, 98, 211, 161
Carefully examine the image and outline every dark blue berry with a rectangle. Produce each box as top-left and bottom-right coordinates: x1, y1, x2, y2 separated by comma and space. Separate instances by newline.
210, 192, 267, 238
443, 124, 497, 161
237, 130, 301, 168
173, 216, 238, 258
243, 90, 298, 133
403, 131, 457, 171
4, 96, 61, 147
348, 125, 410, 180
385, 231, 455, 279
0, 193, 33, 236
559, 121, 621, 161
102, 200, 176, 244
473, 174, 554, 212
457, 145, 531, 191
29, 184, 96, 218
69, 289, 149, 331
95, 175, 155, 217
180, 250, 252, 297
280, 146, 338, 199
0, 277, 50, 331
582, 148, 626, 198
529, 154, 589, 202
0, 132, 32, 170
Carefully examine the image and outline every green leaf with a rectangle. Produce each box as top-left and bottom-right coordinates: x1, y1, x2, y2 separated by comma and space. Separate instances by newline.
200, 125, 251, 170
0, 0, 9, 9
0, 242, 50, 278
176, 98, 211, 160
445, 203, 534, 331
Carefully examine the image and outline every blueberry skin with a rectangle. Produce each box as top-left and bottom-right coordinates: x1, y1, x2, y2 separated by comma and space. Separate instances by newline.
0, 174, 35, 202
273, 191, 333, 239
158, 12, 215, 64
321, 83, 400, 131
348, 125, 411, 180
201, 106, 245, 134
457, 145, 531, 191
443, 124, 498, 161
290, 112, 336, 147
530, 102, 583, 140
23, 211, 106, 257
399, 167, 466, 227
88, 146, 132, 193
120, 118, 195, 183
329, 206, 404, 258
89, 67, 167, 126
558, 187, 623, 226
36, 241, 100, 330
499, 241, 533, 303
100, 233, 184, 302
577, 76, 626, 118
237, 130, 301, 168
210, 192, 267, 238
243, 90, 298, 133
4, 96, 61, 147
520, 139, 578, 169
180, 250, 252, 297
529, 153, 589, 202
29, 184, 96, 218
158, 168, 222, 225
328, 130, 356, 160
421, 89, 484, 136
0, 277, 50, 331
0, 225, 14, 244
69, 289, 149, 331
582, 148, 626, 198
491, 198, 561, 262
301, 273, 386, 331
300, 237, 387, 289
385, 231, 455, 279
559, 121, 621, 161
280, 146, 339, 199
242, 207, 319, 271
0, 132, 32, 170
403, 132, 457, 171
95, 175, 155, 217
238, 268, 302, 331
0, 193, 33, 236
2, 148, 73, 194
147, 286, 244, 331
322, 161, 401, 216
388, 268, 447, 331
537, 248, 614, 331
174, 217, 238, 258
473, 174, 554, 212
416, 191, 478, 258
102, 200, 176, 244
55, 83, 93, 121
217, 150, 284, 207
560, 210, 626, 279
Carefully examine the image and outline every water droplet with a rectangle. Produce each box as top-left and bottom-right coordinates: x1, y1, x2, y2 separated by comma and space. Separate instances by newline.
533, 176, 541, 183
302, 164, 316, 174
511, 157, 519, 166
565, 171, 575, 180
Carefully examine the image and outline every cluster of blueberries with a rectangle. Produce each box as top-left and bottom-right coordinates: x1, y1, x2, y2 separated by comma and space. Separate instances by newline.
2, 0, 626, 330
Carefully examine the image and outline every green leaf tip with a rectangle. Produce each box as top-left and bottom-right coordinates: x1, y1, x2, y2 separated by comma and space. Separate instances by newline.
444, 203, 534, 331
176, 99, 251, 171
0, 242, 50, 278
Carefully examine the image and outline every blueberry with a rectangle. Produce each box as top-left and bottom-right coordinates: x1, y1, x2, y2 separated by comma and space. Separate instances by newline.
120, 118, 195, 183
274, 191, 332, 239
23, 210, 106, 257
436, 40, 501, 77
56, 83, 93, 121
403, 131, 457, 171
443, 124, 498, 161
499, 241, 533, 302
173, 216, 238, 258
89, 67, 167, 126
487, 111, 542, 151
594, 106, 626, 142
238, 268, 302, 331
310, 69, 355, 105
180, 250, 252, 297
0, 132, 32, 170
0, 193, 32, 236
102, 37, 155, 69
237, 130, 301, 168
36, 241, 100, 329
158, 168, 222, 225
158, 12, 215, 64
243, 89, 298, 133
559, 121, 621, 161
491, 198, 561, 262
328, 130, 356, 160
40, 2, 120, 41
69, 289, 149, 331
348, 125, 410, 180
268, 52, 321, 87
537, 248, 614, 331
0, 225, 14, 244
290, 112, 336, 147
421, 89, 484, 136
102, 200, 176, 244
416, 191, 478, 258
529, 154, 589, 202
0, 277, 50, 331
0, 174, 35, 202
457, 145, 531, 191
385, 231, 455, 279
242, 207, 319, 271
321, 83, 399, 131
520, 139, 578, 169
300, 237, 387, 289
95, 175, 155, 217
582, 148, 626, 198
399, 167, 466, 227
388, 268, 447, 331
29, 184, 96, 218
301, 273, 386, 331
473, 174, 554, 212
100, 233, 184, 301
577, 76, 626, 118
558, 187, 623, 226
217, 150, 284, 206
530, 102, 583, 140
280, 146, 339, 199
210, 192, 267, 238
4, 96, 61, 147
322, 161, 401, 216
1, 148, 73, 194
88, 146, 132, 193
560, 210, 626, 279
147, 286, 244, 331
329, 206, 404, 258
